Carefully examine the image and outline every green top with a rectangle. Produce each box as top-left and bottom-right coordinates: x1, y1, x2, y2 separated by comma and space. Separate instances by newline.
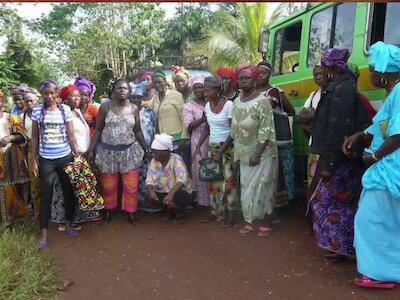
231, 94, 278, 162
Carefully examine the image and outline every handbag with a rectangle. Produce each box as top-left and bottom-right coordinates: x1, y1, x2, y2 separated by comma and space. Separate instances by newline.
64, 155, 105, 211
273, 96, 293, 146
199, 157, 224, 182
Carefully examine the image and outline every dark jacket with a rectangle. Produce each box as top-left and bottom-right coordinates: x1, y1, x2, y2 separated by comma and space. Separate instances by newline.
311, 73, 371, 164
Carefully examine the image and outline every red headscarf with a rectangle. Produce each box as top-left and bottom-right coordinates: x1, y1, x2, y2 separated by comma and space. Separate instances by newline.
236, 64, 260, 79
59, 84, 79, 102
215, 67, 237, 90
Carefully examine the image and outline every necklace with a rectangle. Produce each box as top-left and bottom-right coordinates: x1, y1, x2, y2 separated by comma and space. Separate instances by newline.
242, 90, 257, 101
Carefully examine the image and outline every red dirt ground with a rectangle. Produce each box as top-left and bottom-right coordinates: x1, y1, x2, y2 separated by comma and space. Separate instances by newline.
47, 203, 400, 300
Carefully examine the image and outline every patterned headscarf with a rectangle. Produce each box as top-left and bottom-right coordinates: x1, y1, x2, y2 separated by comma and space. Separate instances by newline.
59, 85, 79, 102
189, 76, 206, 88
215, 67, 237, 89
321, 48, 350, 73
74, 75, 96, 98
10, 84, 29, 96
39, 80, 58, 93
204, 76, 222, 91
23, 87, 41, 100
368, 41, 400, 73
171, 66, 191, 80
152, 70, 166, 79
138, 70, 152, 82
236, 64, 260, 79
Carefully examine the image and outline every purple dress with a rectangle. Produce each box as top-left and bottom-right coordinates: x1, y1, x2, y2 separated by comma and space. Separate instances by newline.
183, 101, 210, 206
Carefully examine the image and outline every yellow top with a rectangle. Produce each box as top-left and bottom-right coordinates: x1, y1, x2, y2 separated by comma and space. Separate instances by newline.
153, 89, 187, 141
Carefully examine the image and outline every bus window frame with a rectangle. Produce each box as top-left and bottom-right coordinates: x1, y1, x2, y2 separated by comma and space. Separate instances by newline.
364, 3, 374, 55
272, 20, 303, 76
307, 2, 356, 68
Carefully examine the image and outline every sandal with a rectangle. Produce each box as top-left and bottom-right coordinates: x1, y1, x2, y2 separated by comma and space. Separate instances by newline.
36, 239, 49, 249
354, 275, 400, 289
239, 224, 255, 234
257, 226, 272, 237
66, 228, 80, 236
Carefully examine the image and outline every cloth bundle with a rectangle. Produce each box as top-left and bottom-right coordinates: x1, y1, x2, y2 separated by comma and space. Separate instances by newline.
64, 155, 104, 211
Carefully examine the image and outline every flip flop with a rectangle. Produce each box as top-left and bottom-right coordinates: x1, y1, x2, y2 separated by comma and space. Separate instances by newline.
354, 276, 400, 289
66, 228, 80, 236
240, 224, 255, 234
36, 239, 49, 249
257, 226, 272, 237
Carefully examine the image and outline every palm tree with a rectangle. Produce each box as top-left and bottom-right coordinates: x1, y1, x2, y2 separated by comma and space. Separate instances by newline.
188, 3, 283, 72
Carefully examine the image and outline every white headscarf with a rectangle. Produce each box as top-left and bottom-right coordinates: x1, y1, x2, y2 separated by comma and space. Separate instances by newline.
151, 134, 173, 151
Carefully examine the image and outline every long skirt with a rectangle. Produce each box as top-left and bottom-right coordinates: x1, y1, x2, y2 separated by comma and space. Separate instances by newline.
51, 176, 101, 224
208, 143, 240, 219
276, 144, 295, 206
240, 155, 278, 224
309, 159, 364, 256
354, 188, 400, 282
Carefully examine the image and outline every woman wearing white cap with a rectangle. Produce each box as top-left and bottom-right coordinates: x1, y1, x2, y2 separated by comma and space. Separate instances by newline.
146, 133, 194, 222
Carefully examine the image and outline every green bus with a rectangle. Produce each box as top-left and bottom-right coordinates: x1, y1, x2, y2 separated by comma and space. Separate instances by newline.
258, 2, 400, 182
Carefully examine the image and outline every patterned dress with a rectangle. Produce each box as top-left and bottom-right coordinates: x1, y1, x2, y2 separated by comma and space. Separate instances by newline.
183, 100, 210, 206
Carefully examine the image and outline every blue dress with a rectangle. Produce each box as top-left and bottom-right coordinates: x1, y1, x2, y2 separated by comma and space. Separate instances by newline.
354, 82, 400, 282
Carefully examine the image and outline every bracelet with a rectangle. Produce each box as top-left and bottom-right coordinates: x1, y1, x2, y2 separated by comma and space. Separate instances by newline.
371, 153, 379, 161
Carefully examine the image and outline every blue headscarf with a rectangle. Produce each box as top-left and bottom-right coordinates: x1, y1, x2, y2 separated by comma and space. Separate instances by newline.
368, 41, 400, 73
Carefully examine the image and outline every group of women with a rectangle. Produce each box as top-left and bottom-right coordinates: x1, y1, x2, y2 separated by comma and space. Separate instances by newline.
0, 40, 399, 288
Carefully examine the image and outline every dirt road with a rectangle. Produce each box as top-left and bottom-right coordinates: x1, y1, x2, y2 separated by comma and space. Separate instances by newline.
48, 203, 399, 300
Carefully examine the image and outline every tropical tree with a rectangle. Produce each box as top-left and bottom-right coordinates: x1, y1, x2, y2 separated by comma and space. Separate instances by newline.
188, 3, 283, 72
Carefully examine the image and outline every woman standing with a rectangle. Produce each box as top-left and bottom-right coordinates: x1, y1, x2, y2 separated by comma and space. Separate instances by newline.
309, 49, 370, 261
74, 76, 98, 139
298, 64, 328, 187
229, 64, 278, 236
152, 70, 188, 153
257, 62, 295, 206
21, 88, 41, 217
31, 80, 80, 248
0, 89, 30, 224
171, 66, 192, 103
183, 76, 210, 207
50, 85, 101, 227
195, 76, 240, 226
216, 67, 240, 101
89, 79, 148, 225
343, 42, 400, 288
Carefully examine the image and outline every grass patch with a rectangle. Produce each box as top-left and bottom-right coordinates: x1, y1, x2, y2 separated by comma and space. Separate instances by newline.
0, 222, 60, 300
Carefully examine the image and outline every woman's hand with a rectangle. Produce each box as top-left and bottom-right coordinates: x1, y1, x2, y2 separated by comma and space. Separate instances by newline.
362, 152, 377, 168
87, 149, 96, 163
148, 190, 158, 204
342, 132, 361, 156
32, 160, 39, 177
162, 193, 174, 206
249, 153, 261, 167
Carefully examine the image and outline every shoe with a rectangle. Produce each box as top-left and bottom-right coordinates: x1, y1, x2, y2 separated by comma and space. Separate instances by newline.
127, 213, 142, 226
66, 228, 80, 236
36, 239, 49, 248
354, 275, 400, 289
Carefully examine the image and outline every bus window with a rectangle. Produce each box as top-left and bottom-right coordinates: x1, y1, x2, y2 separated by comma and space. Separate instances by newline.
308, 3, 356, 67
369, 3, 400, 47
273, 22, 302, 75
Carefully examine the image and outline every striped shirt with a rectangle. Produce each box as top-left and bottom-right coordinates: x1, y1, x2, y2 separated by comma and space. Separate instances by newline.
31, 104, 73, 159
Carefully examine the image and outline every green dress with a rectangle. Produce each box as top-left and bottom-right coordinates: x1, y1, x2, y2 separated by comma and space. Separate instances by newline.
231, 94, 278, 223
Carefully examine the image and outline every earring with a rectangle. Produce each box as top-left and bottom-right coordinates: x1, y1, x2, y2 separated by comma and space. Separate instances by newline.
327, 73, 334, 79
380, 77, 388, 86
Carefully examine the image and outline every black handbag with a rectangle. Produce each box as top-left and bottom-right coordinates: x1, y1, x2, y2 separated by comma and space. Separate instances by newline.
273, 97, 292, 145
199, 157, 224, 182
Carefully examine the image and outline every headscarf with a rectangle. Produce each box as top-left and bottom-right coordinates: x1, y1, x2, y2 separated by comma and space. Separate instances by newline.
215, 67, 237, 89
74, 75, 96, 98
204, 76, 222, 91
368, 41, 400, 73
59, 85, 79, 102
139, 70, 152, 82
171, 66, 191, 81
321, 48, 350, 73
189, 75, 206, 88
39, 80, 58, 93
23, 87, 41, 100
236, 64, 260, 79
152, 70, 166, 79
151, 133, 173, 151
347, 63, 360, 82
10, 84, 29, 96
256, 62, 272, 71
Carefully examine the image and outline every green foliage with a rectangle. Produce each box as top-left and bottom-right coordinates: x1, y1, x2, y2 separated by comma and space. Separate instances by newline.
0, 222, 60, 300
